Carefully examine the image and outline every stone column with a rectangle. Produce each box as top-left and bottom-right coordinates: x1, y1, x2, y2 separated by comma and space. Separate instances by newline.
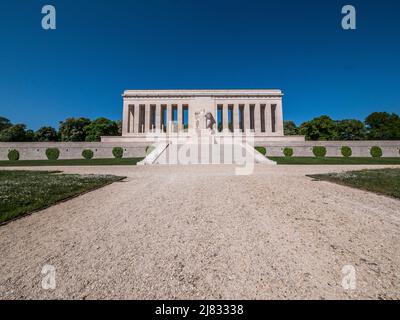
214, 103, 219, 132
265, 103, 272, 135
244, 104, 251, 132
222, 104, 229, 132
276, 100, 284, 135
134, 104, 140, 133
177, 104, 183, 132
122, 101, 129, 134
233, 104, 240, 132
254, 103, 261, 133
167, 104, 172, 133
144, 104, 150, 133
155, 104, 161, 133
129, 106, 134, 133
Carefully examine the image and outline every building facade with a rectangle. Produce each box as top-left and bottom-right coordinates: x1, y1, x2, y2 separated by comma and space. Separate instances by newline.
121, 89, 285, 136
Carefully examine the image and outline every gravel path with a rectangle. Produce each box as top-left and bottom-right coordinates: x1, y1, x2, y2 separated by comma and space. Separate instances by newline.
0, 165, 399, 299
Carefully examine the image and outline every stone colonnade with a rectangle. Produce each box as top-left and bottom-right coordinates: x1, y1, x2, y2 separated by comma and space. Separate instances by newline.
121, 90, 284, 135
123, 102, 284, 135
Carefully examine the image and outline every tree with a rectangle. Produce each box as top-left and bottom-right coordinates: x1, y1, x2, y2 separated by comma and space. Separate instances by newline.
116, 120, 122, 136
83, 117, 119, 142
34, 126, 59, 142
0, 124, 30, 142
284, 121, 299, 135
299, 115, 338, 141
59, 117, 91, 142
0, 116, 12, 132
335, 119, 366, 140
365, 112, 400, 140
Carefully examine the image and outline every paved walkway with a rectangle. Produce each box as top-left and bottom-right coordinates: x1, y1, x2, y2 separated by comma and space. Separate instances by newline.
0, 165, 399, 299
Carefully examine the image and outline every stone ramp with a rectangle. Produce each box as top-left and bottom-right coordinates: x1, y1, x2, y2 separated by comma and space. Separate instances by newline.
137, 143, 169, 165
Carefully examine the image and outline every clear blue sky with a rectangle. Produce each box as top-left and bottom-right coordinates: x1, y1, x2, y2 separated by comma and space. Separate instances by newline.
0, 0, 399, 130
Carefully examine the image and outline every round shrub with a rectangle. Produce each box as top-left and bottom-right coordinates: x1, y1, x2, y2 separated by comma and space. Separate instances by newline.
146, 146, 156, 155
82, 149, 94, 160
7, 149, 20, 161
112, 147, 124, 159
370, 146, 382, 158
312, 146, 327, 158
341, 146, 352, 158
255, 146, 266, 156
283, 147, 293, 157
45, 148, 60, 160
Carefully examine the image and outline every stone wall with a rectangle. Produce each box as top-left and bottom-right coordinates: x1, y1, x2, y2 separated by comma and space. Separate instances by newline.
1, 140, 399, 160
258, 141, 400, 157
0, 142, 148, 160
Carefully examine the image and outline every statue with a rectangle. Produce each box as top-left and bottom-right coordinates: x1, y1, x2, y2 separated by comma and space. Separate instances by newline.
205, 112, 216, 132
194, 110, 216, 134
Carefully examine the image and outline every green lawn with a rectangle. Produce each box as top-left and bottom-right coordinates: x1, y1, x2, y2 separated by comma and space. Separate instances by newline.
0, 157, 144, 167
269, 157, 400, 165
0, 170, 125, 224
308, 168, 400, 199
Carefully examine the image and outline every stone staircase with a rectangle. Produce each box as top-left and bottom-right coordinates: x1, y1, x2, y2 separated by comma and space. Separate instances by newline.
143, 138, 277, 165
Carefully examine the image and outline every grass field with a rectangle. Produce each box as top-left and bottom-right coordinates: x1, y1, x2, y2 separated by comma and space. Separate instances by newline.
0, 157, 144, 167
308, 168, 400, 199
270, 157, 400, 165
0, 170, 125, 224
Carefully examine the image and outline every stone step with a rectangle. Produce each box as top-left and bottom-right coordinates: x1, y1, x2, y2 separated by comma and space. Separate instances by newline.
155, 142, 276, 165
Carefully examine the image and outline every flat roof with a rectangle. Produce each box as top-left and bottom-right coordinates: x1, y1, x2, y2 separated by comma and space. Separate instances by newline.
123, 89, 283, 97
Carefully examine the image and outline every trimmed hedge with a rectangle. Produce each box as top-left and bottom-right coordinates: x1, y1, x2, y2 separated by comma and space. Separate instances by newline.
45, 148, 60, 160
255, 146, 266, 156
82, 149, 94, 160
112, 147, 124, 159
145, 146, 156, 155
341, 146, 352, 158
312, 146, 327, 158
8, 149, 20, 161
283, 147, 293, 157
370, 146, 382, 158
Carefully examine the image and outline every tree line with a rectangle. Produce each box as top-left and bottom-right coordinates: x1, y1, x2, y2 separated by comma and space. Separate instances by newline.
0, 117, 121, 142
0, 111, 399, 142
284, 112, 400, 141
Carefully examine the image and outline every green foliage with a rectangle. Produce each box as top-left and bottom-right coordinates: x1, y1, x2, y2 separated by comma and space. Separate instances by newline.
112, 147, 124, 159
341, 146, 352, 158
116, 120, 123, 136
312, 146, 327, 158
8, 149, 20, 161
0, 124, 32, 142
59, 117, 91, 142
299, 116, 337, 141
283, 147, 294, 157
45, 148, 60, 160
146, 146, 156, 155
308, 169, 400, 199
82, 149, 94, 160
35, 127, 58, 142
284, 121, 299, 136
370, 146, 383, 158
0, 170, 124, 224
299, 117, 367, 141
0, 117, 12, 131
84, 117, 120, 142
335, 119, 366, 140
365, 112, 400, 140
255, 146, 266, 155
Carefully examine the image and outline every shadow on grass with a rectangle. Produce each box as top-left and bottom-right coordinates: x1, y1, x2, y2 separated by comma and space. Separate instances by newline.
308, 168, 400, 199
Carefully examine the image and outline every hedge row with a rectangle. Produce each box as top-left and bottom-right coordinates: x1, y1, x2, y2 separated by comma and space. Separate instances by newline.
255, 146, 388, 158
5, 147, 126, 161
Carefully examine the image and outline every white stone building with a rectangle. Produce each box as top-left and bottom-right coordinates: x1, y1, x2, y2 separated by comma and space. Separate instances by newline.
103, 89, 305, 143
